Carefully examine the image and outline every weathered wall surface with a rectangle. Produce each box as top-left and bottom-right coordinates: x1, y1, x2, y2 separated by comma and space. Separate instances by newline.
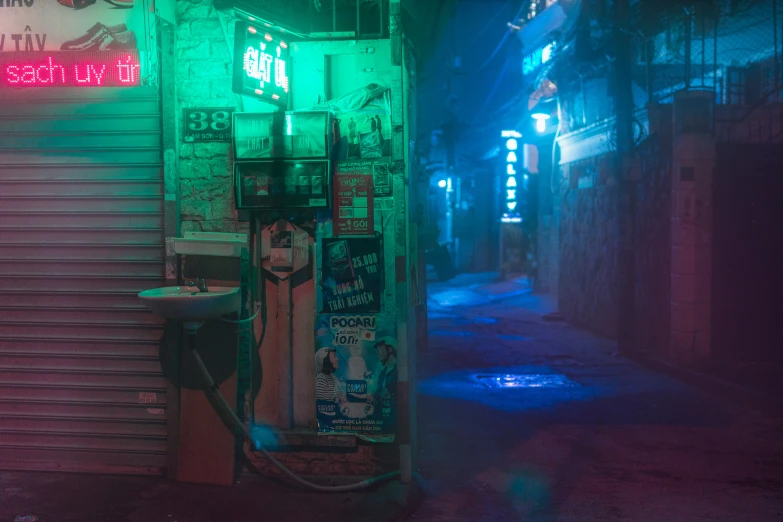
558, 155, 619, 339
556, 107, 672, 351
176, 0, 248, 235
633, 115, 672, 357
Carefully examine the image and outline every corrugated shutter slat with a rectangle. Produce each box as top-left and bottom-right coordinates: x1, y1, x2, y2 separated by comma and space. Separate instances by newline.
0, 87, 166, 475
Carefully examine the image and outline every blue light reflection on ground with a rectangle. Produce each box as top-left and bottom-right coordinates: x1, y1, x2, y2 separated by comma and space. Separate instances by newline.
497, 334, 531, 341
472, 317, 498, 325
428, 330, 477, 338
418, 366, 594, 413
431, 289, 491, 307
473, 373, 579, 389
428, 330, 530, 341
428, 312, 461, 320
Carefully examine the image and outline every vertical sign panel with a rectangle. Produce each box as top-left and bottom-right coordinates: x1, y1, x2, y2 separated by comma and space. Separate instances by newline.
333, 170, 374, 236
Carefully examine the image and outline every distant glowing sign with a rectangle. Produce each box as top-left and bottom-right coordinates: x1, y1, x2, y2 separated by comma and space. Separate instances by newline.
503, 130, 521, 220
233, 21, 290, 106
1, 52, 141, 88
522, 42, 555, 76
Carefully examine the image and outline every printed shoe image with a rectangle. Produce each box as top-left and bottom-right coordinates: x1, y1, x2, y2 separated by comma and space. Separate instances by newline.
98, 30, 137, 51
57, 0, 97, 9
103, 0, 134, 7
60, 23, 129, 51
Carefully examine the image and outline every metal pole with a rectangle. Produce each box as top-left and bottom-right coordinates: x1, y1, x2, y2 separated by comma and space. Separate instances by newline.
685, 9, 692, 89
701, 13, 706, 86
614, 0, 636, 354
774, 0, 779, 100
714, 15, 719, 100
645, 38, 653, 103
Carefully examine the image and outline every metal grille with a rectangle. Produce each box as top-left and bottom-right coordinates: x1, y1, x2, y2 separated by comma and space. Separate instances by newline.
0, 87, 167, 475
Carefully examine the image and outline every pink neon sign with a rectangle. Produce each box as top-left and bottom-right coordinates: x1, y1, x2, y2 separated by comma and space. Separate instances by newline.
0, 52, 141, 88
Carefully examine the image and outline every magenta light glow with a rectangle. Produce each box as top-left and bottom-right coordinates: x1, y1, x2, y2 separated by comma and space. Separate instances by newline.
1, 52, 141, 88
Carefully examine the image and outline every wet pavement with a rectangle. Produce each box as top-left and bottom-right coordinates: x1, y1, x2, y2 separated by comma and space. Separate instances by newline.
0, 470, 415, 522
410, 277, 783, 521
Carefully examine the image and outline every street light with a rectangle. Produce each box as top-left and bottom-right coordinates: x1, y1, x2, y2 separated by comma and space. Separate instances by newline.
531, 113, 551, 133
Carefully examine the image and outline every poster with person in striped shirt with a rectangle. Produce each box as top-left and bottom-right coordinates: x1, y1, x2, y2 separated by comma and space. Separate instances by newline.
314, 314, 396, 436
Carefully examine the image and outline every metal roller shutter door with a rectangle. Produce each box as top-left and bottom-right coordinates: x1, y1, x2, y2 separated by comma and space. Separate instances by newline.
0, 87, 167, 475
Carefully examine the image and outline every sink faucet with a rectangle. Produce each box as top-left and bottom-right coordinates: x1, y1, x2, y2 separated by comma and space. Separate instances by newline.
187, 278, 208, 292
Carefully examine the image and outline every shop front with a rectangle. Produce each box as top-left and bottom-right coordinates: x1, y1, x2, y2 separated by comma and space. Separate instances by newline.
0, 1, 168, 474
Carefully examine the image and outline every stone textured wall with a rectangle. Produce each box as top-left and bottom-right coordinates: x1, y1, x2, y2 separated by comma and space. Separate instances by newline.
558, 155, 619, 338
176, 0, 247, 235
634, 131, 672, 357
557, 115, 672, 351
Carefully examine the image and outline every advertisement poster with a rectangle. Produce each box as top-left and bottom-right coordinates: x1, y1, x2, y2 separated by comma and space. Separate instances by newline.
0, 0, 144, 53
336, 159, 392, 198
334, 107, 390, 161
315, 314, 397, 434
321, 237, 381, 314
333, 172, 374, 236
269, 230, 293, 273
260, 220, 309, 280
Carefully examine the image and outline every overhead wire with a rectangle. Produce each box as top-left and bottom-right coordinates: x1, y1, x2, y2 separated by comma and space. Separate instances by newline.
463, 1, 527, 77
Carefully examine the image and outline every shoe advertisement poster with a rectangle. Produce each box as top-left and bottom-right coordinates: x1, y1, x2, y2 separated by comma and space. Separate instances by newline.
0, 0, 144, 53
315, 314, 397, 436
320, 237, 382, 314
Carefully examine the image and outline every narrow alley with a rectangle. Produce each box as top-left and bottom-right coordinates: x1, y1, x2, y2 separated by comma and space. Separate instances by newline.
411, 275, 783, 521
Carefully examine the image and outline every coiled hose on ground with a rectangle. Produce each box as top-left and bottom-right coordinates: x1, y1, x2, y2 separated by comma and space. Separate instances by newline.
189, 337, 401, 492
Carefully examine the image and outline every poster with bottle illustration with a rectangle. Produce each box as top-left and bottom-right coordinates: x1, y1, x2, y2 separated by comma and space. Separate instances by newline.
0, 0, 145, 53
320, 237, 382, 314
332, 91, 391, 163
315, 314, 397, 435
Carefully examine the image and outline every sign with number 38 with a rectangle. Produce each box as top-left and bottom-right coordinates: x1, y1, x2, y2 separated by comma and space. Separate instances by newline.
183, 107, 235, 143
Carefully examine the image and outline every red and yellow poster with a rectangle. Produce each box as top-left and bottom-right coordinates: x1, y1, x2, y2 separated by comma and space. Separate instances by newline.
333, 168, 374, 236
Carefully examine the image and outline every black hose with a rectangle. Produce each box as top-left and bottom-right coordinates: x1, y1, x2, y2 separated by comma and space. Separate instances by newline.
190, 342, 400, 492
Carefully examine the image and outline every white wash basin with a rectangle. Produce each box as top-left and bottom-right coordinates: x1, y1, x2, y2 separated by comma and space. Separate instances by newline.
138, 286, 240, 324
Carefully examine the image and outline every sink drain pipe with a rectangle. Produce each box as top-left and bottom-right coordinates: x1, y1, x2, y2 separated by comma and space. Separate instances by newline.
188, 220, 400, 492
189, 343, 400, 492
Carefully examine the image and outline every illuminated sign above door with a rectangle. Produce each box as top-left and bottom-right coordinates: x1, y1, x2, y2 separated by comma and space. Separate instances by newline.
522, 42, 555, 76
1, 52, 141, 87
233, 21, 290, 107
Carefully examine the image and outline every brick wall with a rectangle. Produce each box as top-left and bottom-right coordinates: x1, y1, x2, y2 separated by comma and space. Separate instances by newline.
176, 0, 246, 235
